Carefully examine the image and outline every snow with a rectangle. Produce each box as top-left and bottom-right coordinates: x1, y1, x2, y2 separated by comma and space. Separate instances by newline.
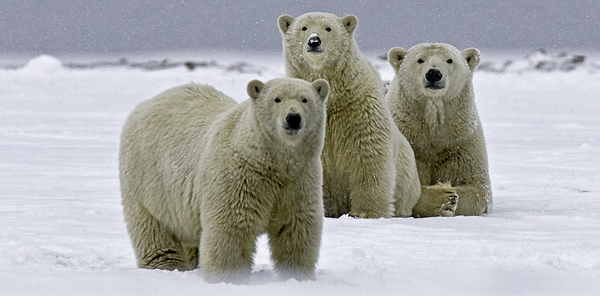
1, 50, 599, 295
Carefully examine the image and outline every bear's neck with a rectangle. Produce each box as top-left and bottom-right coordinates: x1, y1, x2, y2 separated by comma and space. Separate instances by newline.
287, 43, 381, 110
398, 82, 479, 143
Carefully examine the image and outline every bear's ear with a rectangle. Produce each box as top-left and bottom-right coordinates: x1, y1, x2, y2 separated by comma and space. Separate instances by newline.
311, 79, 330, 102
341, 15, 358, 35
387, 47, 407, 73
278, 15, 295, 34
463, 48, 481, 72
247, 80, 264, 101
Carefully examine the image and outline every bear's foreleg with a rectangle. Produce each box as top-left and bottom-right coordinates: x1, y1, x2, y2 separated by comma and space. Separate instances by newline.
321, 164, 351, 218
199, 190, 273, 283
348, 154, 395, 218
199, 218, 260, 283
433, 143, 491, 216
267, 194, 322, 281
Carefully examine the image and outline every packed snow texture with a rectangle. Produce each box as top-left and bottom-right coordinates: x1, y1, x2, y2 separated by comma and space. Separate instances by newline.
1, 51, 599, 295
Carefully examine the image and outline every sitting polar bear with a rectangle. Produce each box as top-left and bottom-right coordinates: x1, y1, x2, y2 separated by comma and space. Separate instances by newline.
119, 78, 330, 283
278, 12, 421, 218
386, 43, 492, 216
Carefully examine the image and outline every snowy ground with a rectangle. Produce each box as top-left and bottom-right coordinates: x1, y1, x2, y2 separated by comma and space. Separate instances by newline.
1, 50, 599, 295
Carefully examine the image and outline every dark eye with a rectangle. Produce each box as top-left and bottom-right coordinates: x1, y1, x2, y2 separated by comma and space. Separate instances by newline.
447, 59, 453, 64
418, 59, 424, 64
325, 27, 331, 32
302, 98, 308, 103
274, 98, 281, 103
302, 27, 307, 31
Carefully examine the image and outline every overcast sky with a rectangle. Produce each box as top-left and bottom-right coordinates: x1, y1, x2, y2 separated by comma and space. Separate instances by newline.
1, 0, 598, 55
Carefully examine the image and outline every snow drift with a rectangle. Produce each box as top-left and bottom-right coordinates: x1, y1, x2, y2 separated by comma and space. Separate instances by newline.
0, 50, 599, 295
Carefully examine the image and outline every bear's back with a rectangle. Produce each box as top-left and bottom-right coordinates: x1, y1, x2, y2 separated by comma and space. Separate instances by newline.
134, 83, 236, 124
120, 84, 238, 236
123, 83, 237, 146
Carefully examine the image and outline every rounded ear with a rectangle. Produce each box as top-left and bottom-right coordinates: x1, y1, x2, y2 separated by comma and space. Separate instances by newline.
387, 47, 407, 73
311, 79, 330, 102
462, 48, 481, 72
341, 15, 358, 35
278, 15, 295, 34
247, 80, 264, 101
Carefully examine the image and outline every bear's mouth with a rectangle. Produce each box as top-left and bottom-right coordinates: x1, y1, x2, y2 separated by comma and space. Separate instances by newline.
425, 83, 445, 90
283, 125, 302, 135
284, 128, 300, 135
306, 48, 323, 54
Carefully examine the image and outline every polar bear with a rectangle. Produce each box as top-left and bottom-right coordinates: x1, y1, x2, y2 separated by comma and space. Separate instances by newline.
119, 78, 330, 283
386, 43, 492, 216
278, 12, 421, 218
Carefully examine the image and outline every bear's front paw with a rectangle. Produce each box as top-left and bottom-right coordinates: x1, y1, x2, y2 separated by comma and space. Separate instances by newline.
277, 269, 316, 282
348, 211, 388, 219
440, 191, 458, 217
413, 183, 459, 217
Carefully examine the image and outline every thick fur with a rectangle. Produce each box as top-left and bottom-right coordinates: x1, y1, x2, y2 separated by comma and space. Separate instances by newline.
386, 43, 492, 216
278, 12, 421, 218
119, 78, 329, 283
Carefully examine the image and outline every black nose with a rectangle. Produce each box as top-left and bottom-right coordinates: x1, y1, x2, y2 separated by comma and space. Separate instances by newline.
286, 113, 302, 130
425, 69, 443, 83
308, 36, 321, 48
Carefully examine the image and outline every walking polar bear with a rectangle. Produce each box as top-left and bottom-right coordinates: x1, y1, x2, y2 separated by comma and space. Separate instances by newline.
119, 78, 329, 283
278, 12, 422, 218
386, 43, 492, 216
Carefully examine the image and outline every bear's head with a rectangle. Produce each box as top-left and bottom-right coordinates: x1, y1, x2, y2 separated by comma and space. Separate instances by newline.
247, 78, 329, 146
278, 12, 358, 70
388, 43, 480, 99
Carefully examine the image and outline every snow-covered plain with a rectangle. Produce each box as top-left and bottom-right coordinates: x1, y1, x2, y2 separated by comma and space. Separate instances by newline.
1, 50, 599, 295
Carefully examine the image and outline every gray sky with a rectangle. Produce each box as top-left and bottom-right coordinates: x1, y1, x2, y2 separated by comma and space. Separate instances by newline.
1, 0, 598, 55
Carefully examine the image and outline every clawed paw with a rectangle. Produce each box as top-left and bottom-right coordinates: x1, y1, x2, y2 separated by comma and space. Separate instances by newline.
413, 183, 459, 217
349, 211, 383, 219
440, 190, 458, 217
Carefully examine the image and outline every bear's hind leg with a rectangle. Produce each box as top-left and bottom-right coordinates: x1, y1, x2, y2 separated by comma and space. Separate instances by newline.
182, 246, 199, 270
124, 202, 195, 271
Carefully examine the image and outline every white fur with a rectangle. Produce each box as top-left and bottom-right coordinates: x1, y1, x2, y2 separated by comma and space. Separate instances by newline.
120, 78, 329, 282
279, 12, 421, 218
387, 43, 491, 216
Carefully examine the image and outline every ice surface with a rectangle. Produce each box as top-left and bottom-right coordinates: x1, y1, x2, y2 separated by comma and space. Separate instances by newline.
0, 51, 599, 295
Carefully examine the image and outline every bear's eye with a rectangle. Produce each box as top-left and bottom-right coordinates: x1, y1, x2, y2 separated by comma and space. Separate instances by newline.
274, 98, 281, 103
325, 27, 331, 32
447, 59, 453, 64
418, 59, 424, 64
302, 98, 308, 103
301, 27, 307, 31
